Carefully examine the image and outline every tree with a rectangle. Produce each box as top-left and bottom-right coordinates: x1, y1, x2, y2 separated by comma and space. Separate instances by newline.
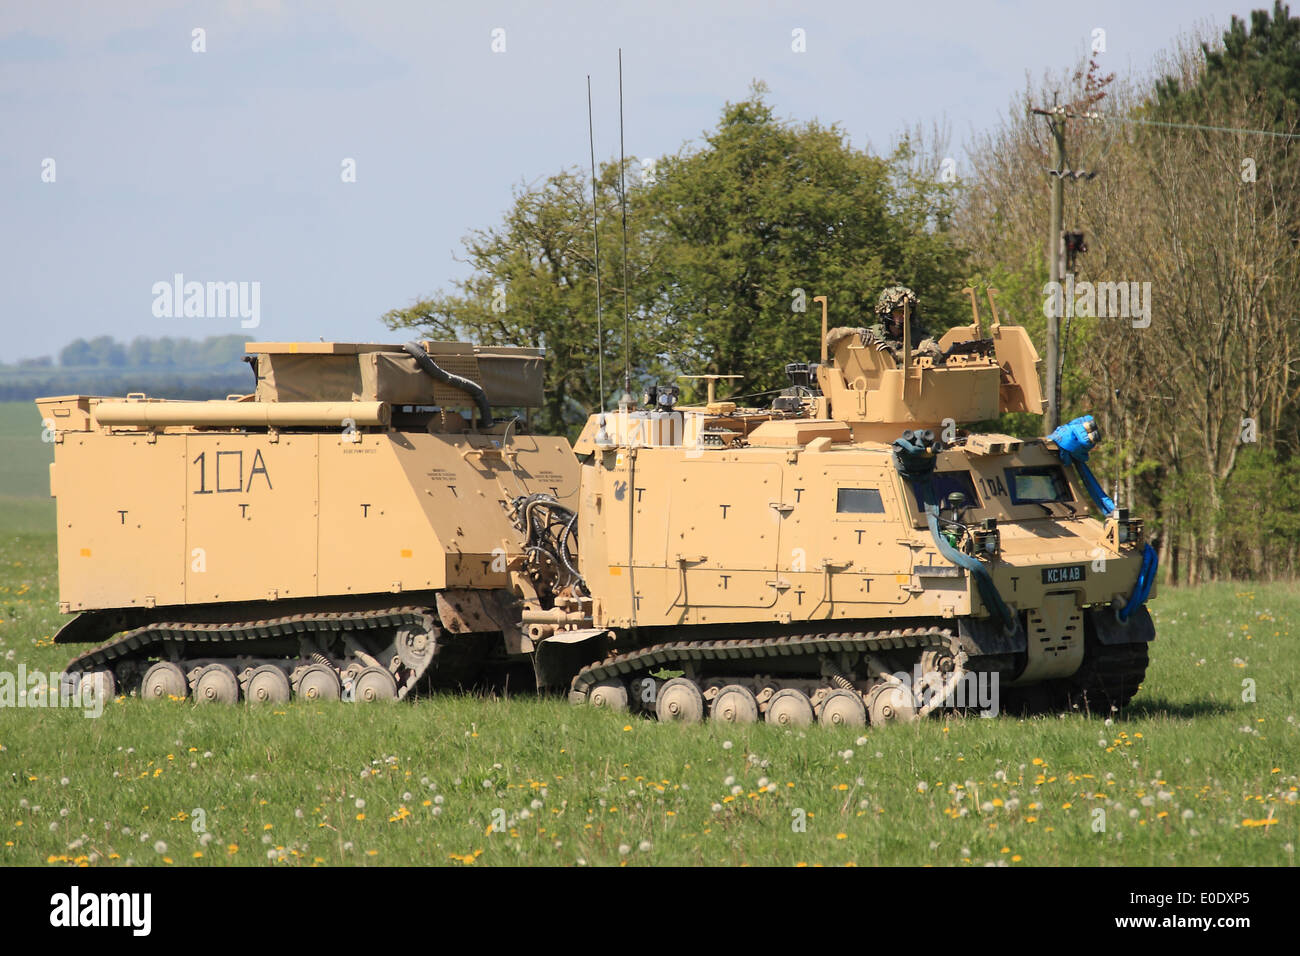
958, 16, 1300, 583
642, 88, 966, 397
59, 338, 94, 367
1155, 1, 1300, 123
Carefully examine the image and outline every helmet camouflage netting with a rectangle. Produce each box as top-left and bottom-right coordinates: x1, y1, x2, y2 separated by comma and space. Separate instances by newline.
875, 285, 918, 318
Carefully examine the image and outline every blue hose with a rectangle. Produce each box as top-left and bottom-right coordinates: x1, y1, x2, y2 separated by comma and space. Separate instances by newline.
892, 436, 1018, 634
1119, 543, 1158, 622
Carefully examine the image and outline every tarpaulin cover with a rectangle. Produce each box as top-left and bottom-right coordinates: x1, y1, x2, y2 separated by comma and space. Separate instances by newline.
255, 354, 362, 403
254, 345, 544, 408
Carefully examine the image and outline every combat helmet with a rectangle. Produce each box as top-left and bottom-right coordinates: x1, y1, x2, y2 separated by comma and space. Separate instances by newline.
875, 285, 918, 338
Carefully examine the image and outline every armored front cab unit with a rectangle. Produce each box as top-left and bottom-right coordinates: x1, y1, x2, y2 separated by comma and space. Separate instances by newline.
37, 341, 580, 703
560, 310, 1155, 724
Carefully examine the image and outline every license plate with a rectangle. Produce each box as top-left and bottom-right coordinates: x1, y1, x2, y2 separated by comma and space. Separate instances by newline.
1041, 564, 1086, 584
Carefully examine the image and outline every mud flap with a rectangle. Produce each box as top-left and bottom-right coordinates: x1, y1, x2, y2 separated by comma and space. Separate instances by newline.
1090, 604, 1155, 645
54, 608, 155, 646
533, 628, 611, 691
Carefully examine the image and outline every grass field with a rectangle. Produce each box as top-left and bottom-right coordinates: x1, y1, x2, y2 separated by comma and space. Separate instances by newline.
0, 402, 55, 535
0, 401, 1296, 867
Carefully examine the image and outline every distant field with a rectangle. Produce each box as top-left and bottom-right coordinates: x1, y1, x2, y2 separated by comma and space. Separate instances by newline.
0, 498, 1295, 866
0, 402, 54, 534
0, 402, 52, 496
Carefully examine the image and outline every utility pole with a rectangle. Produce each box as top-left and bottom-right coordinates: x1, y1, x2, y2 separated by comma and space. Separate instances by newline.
1034, 103, 1066, 433
1033, 91, 1104, 432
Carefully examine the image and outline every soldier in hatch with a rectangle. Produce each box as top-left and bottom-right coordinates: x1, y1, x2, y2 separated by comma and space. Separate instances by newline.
865, 285, 944, 363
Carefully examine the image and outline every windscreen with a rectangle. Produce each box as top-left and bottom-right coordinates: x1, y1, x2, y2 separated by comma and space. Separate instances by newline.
1004, 466, 1074, 505
908, 471, 980, 511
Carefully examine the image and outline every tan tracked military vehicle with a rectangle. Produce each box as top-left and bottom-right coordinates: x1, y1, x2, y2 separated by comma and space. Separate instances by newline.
553, 293, 1157, 725
40, 296, 1157, 726
38, 340, 581, 704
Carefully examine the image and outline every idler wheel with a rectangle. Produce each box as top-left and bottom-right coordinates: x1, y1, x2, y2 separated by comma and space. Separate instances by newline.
244, 664, 291, 705
587, 679, 629, 711
353, 666, 398, 703
865, 682, 919, 724
77, 669, 116, 703
194, 663, 240, 704
294, 663, 341, 701
141, 661, 187, 700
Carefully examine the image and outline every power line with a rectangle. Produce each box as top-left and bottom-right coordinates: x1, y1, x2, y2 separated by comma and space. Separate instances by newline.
1107, 114, 1300, 140
1038, 105, 1300, 140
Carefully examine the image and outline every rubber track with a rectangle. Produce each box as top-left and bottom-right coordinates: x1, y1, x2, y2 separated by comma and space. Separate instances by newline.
64, 607, 438, 700
570, 626, 953, 696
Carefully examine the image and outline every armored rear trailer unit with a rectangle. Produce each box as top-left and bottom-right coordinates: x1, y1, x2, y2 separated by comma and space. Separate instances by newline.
39, 341, 578, 703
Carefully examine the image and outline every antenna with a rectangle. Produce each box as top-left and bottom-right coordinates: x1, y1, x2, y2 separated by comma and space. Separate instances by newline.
587, 75, 605, 411
678, 374, 743, 406
618, 49, 632, 405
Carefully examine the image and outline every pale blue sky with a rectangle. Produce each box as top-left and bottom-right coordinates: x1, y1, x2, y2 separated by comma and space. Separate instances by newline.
1, 0, 1250, 362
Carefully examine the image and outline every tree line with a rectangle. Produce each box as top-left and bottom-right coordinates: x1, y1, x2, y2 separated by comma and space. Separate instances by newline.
0, 335, 253, 401
9, 334, 252, 370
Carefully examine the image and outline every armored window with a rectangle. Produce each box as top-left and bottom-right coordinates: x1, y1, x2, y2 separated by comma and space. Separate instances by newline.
1004, 466, 1074, 505
908, 471, 980, 511
836, 488, 884, 514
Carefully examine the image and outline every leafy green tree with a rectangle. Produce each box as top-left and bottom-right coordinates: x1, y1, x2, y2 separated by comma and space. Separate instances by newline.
643, 87, 966, 397
384, 85, 967, 427
59, 336, 125, 367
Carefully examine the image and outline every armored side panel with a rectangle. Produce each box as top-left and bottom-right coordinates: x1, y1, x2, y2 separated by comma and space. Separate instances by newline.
579, 423, 1146, 632
39, 396, 578, 614
579, 440, 934, 628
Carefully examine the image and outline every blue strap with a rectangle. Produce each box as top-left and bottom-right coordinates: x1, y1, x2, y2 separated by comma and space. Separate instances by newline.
1072, 459, 1116, 516
1047, 414, 1116, 515
1048, 414, 1156, 620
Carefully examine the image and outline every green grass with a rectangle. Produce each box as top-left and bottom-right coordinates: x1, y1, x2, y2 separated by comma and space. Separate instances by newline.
0, 512, 1296, 866
0, 402, 53, 501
